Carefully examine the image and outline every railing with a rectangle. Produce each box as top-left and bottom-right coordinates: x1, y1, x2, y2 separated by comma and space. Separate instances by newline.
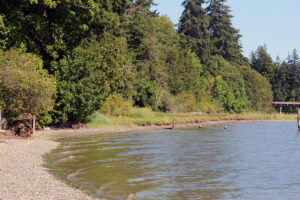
272, 102, 300, 117
272, 102, 300, 106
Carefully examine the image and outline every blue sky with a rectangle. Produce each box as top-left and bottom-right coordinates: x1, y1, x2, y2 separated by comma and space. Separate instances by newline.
152, 0, 300, 60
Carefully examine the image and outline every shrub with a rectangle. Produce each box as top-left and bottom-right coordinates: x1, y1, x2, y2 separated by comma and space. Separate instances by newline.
175, 92, 197, 113
37, 110, 53, 128
153, 90, 178, 112
101, 94, 130, 116
197, 97, 223, 113
127, 107, 155, 118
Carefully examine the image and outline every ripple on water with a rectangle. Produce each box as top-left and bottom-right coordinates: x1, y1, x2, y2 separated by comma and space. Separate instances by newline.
47, 122, 300, 200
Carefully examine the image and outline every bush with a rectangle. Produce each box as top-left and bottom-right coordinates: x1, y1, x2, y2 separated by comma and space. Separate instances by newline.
101, 94, 130, 116
197, 97, 223, 113
127, 107, 155, 118
153, 90, 178, 112
37, 110, 53, 128
175, 92, 197, 113
242, 66, 273, 111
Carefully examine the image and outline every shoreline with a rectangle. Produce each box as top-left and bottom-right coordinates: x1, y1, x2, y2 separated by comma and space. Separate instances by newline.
0, 119, 297, 200
38, 119, 295, 140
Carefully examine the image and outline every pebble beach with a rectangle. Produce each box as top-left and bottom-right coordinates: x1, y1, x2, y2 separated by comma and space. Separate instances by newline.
0, 137, 99, 200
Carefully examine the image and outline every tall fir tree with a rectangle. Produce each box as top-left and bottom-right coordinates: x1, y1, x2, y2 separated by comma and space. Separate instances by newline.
250, 45, 276, 85
178, 0, 211, 63
286, 49, 300, 101
207, 0, 244, 63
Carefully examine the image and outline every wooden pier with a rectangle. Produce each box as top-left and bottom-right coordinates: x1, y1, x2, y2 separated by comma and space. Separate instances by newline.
272, 102, 300, 131
272, 102, 300, 114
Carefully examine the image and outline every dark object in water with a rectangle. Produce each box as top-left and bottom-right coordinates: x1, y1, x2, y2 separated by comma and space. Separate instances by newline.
297, 108, 300, 132
165, 122, 175, 130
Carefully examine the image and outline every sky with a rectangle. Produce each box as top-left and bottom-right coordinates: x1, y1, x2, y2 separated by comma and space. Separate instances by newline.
152, 0, 300, 61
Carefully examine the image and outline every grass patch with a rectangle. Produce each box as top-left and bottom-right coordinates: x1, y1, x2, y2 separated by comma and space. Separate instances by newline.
88, 108, 297, 128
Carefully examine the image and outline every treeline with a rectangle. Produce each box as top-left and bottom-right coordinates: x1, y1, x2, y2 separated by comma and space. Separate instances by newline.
0, 0, 278, 126
250, 45, 300, 111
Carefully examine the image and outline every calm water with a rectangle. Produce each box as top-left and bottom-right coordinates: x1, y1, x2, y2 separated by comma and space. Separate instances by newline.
48, 122, 300, 200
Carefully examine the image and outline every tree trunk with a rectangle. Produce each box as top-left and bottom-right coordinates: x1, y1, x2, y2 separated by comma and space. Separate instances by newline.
32, 114, 36, 137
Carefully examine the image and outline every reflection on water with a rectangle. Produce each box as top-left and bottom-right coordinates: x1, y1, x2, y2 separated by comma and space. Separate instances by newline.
47, 122, 300, 200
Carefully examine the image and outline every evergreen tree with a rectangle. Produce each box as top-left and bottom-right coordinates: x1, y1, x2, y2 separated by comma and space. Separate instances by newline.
273, 61, 291, 101
286, 49, 300, 101
207, 0, 244, 63
250, 45, 276, 85
178, 0, 211, 63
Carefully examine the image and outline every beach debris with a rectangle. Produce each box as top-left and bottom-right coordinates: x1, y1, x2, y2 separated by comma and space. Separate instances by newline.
9, 120, 32, 137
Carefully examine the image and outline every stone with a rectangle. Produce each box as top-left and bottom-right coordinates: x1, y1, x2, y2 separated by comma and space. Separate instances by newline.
127, 194, 137, 200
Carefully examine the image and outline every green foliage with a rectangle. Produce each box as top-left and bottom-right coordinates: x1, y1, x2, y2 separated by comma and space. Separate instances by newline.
0, 0, 129, 70
37, 110, 53, 127
197, 97, 223, 113
133, 77, 158, 108
207, 0, 245, 64
250, 45, 276, 84
0, 48, 56, 118
178, 0, 211, 63
152, 90, 177, 112
175, 92, 197, 113
242, 66, 273, 111
88, 112, 114, 127
0, 0, 290, 126
251, 45, 300, 112
213, 76, 239, 113
127, 107, 155, 118
101, 94, 130, 117
53, 36, 132, 123
205, 56, 249, 112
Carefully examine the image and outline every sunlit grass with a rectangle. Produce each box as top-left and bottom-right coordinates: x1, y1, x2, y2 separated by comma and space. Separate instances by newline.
87, 108, 297, 128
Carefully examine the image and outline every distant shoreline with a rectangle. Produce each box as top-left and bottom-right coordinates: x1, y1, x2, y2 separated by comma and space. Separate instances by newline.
37, 119, 296, 140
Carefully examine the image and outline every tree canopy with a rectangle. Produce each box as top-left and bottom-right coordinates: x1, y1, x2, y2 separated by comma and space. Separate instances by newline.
0, 48, 56, 118
1, 0, 290, 126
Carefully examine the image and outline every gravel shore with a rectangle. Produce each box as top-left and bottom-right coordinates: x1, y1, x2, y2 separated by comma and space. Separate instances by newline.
0, 138, 99, 200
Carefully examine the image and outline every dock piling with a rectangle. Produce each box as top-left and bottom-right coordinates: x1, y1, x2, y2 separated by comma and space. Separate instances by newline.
298, 108, 300, 131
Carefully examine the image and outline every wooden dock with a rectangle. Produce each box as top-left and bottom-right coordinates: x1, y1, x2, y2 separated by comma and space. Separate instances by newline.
272, 102, 300, 115
272, 102, 300, 106
272, 102, 300, 131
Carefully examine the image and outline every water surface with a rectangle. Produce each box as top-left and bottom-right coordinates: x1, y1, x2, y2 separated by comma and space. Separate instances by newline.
47, 122, 300, 200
